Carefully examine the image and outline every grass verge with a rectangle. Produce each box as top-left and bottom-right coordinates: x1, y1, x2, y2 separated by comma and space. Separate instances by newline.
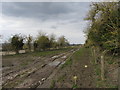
3, 47, 75, 58
60, 58, 72, 69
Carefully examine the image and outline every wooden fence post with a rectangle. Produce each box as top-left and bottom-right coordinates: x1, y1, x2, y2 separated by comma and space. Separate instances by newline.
94, 49, 97, 64
101, 55, 105, 80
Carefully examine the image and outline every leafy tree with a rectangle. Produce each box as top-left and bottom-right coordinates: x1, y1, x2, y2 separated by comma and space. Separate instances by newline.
33, 31, 69, 51
58, 36, 69, 47
37, 35, 50, 51
35, 32, 50, 51
49, 34, 57, 48
85, 2, 120, 54
26, 35, 32, 52
33, 40, 38, 51
11, 34, 24, 54
2, 41, 12, 55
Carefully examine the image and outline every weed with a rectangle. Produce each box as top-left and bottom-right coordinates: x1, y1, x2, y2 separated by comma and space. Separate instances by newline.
72, 84, 78, 89
50, 80, 56, 88
95, 65, 101, 76
107, 84, 118, 88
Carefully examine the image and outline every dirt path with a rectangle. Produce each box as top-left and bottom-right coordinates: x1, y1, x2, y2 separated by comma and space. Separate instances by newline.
73, 49, 96, 88
2, 48, 78, 88
51, 47, 96, 88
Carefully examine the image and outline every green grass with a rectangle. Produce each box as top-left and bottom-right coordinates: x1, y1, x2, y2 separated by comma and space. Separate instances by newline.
60, 57, 72, 69
95, 65, 101, 76
72, 48, 85, 60
72, 47, 91, 61
107, 59, 115, 64
105, 55, 119, 65
96, 78, 118, 88
31, 48, 69, 57
72, 84, 78, 89
3, 47, 74, 58
106, 84, 118, 88
60, 47, 90, 69
60, 47, 85, 69
32, 46, 79, 57
2, 53, 26, 58
92, 50, 119, 88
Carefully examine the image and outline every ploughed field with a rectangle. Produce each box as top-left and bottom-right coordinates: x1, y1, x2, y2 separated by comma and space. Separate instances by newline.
2, 47, 79, 88
2, 46, 119, 88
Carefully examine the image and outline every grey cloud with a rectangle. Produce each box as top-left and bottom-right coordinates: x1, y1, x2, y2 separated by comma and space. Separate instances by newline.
51, 25, 57, 29
2, 2, 90, 21
2, 3, 72, 17
1, 2, 91, 44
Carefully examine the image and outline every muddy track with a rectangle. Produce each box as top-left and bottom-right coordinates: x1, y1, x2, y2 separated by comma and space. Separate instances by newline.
2, 56, 45, 86
2, 48, 78, 88
38, 49, 79, 88
2, 56, 44, 76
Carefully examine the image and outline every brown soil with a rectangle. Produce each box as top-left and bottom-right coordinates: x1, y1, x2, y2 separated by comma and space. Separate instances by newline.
2, 48, 78, 88
50, 47, 96, 88
2, 47, 119, 88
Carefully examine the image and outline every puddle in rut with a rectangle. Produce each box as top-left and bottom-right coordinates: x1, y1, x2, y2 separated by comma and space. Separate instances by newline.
48, 61, 61, 66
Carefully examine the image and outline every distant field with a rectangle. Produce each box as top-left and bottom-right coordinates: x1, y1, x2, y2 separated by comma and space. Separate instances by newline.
1, 46, 78, 56
1, 50, 25, 56
2, 47, 77, 67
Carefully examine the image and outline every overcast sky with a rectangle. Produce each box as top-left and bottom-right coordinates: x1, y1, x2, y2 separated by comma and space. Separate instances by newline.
1, 2, 91, 44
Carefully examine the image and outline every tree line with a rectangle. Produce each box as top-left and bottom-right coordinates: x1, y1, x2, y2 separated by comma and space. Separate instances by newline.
85, 2, 120, 80
85, 2, 120, 55
2, 32, 69, 54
